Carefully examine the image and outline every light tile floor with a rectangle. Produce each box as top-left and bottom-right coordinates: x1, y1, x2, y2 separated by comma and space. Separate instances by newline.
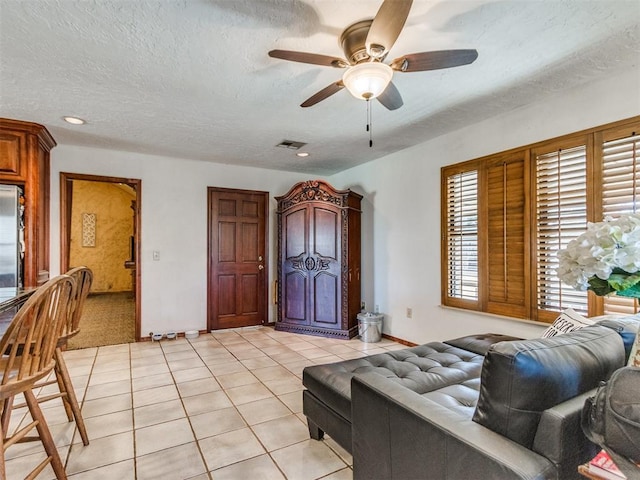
5, 326, 406, 479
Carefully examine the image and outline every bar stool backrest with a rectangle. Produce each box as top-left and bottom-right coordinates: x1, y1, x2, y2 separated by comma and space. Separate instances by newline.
0, 275, 75, 391
63, 267, 93, 340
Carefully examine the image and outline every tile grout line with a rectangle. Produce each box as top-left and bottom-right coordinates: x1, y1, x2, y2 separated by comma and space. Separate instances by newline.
228, 329, 351, 479
161, 337, 215, 480
31, 327, 388, 478
63, 345, 99, 474
193, 332, 293, 478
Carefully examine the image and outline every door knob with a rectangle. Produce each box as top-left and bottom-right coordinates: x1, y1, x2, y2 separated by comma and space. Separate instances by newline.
258, 265, 264, 270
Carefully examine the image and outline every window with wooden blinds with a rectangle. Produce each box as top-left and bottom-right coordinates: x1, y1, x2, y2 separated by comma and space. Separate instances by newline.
440, 116, 639, 323
601, 129, 640, 315
485, 156, 526, 317
445, 169, 478, 302
535, 145, 589, 315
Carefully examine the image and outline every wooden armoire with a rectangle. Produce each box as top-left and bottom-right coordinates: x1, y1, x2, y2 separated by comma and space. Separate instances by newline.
276, 180, 362, 339
0, 118, 56, 286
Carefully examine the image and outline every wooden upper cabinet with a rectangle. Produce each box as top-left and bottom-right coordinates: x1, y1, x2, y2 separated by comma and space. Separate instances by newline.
0, 129, 26, 177
276, 180, 362, 339
0, 118, 56, 286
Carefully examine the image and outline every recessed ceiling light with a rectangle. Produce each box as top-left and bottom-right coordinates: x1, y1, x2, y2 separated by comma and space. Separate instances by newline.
63, 116, 86, 125
296, 152, 310, 158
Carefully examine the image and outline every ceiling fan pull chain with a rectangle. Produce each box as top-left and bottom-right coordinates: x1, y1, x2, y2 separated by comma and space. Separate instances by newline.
367, 99, 373, 148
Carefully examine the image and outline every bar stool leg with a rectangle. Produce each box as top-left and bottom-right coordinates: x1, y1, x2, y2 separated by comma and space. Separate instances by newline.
54, 349, 89, 446
0, 397, 13, 436
24, 390, 67, 480
54, 364, 74, 423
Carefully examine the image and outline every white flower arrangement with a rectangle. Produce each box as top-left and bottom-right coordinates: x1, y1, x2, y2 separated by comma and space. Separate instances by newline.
556, 213, 640, 297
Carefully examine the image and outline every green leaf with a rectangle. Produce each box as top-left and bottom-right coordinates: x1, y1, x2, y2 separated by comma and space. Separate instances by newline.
615, 283, 640, 299
588, 276, 616, 296
607, 272, 640, 292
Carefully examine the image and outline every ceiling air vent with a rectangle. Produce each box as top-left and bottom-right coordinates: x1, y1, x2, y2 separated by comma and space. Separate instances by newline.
276, 140, 307, 150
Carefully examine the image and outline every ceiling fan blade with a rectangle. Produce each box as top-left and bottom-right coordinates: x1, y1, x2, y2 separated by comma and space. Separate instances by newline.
366, 0, 413, 58
268, 50, 348, 68
377, 81, 403, 110
301, 81, 345, 107
391, 49, 478, 72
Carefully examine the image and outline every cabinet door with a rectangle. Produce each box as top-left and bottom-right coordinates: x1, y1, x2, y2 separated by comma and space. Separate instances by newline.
281, 205, 310, 324
309, 205, 342, 330
0, 130, 25, 179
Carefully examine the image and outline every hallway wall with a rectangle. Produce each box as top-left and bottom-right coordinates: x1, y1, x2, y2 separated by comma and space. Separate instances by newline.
50, 151, 311, 337
69, 180, 135, 292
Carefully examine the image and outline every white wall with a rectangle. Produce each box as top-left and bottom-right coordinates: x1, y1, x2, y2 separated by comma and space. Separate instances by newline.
331, 67, 640, 344
50, 67, 639, 345
50, 147, 312, 337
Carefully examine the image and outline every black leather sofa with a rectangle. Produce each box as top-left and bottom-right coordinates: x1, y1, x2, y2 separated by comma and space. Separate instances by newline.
302, 319, 639, 479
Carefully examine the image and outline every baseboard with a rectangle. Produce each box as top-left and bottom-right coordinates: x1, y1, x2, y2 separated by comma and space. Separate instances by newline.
382, 333, 418, 347
141, 328, 209, 342
88, 290, 133, 297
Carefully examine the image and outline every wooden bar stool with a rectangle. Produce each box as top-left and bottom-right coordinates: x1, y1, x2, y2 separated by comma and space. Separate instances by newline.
0, 274, 75, 480
14, 267, 94, 446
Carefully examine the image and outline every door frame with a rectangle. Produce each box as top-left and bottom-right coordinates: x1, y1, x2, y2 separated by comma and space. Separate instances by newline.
60, 172, 142, 341
207, 187, 269, 331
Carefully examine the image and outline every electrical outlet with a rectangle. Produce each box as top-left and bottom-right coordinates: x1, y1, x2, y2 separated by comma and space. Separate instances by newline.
361, 301, 366, 311
153, 250, 160, 261
406, 307, 413, 319
375, 304, 380, 314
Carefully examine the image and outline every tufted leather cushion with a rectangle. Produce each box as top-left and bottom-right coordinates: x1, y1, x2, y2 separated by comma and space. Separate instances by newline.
303, 342, 483, 421
444, 333, 523, 356
472, 325, 625, 449
422, 379, 481, 417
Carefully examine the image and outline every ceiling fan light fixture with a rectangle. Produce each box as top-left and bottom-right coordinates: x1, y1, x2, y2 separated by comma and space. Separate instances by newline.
342, 62, 393, 100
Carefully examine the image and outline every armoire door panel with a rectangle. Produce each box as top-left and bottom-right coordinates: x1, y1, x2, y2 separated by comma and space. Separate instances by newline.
313, 272, 339, 325
285, 208, 308, 259
313, 207, 338, 259
285, 271, 307, 321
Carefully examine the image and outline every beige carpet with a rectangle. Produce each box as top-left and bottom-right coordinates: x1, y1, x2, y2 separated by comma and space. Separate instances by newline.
68, 292, 135, 349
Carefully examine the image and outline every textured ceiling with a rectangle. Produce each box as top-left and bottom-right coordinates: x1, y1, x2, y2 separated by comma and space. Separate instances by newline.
1, 0, 639, 175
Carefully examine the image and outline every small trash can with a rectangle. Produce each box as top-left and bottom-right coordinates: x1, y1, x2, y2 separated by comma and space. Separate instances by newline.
357, 312, 384, 343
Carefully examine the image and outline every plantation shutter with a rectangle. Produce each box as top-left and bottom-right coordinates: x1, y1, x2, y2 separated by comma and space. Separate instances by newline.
535, 143, 589, 319
442, 167, 479, 307
600, 127, 640, 315
484, 154, 527, 317
440, 117, 639, 323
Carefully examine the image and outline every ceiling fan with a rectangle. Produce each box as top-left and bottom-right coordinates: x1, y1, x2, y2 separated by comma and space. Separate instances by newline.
268, 0, 478, 110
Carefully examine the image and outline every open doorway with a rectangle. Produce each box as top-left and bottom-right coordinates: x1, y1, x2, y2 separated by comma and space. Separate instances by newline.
60, 172, 141, 346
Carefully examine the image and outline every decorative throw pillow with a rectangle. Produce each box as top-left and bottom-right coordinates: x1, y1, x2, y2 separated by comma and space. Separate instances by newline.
541, 308, 594, 338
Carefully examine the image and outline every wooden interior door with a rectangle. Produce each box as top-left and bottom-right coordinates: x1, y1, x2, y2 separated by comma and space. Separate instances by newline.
208, 188, 268, 330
